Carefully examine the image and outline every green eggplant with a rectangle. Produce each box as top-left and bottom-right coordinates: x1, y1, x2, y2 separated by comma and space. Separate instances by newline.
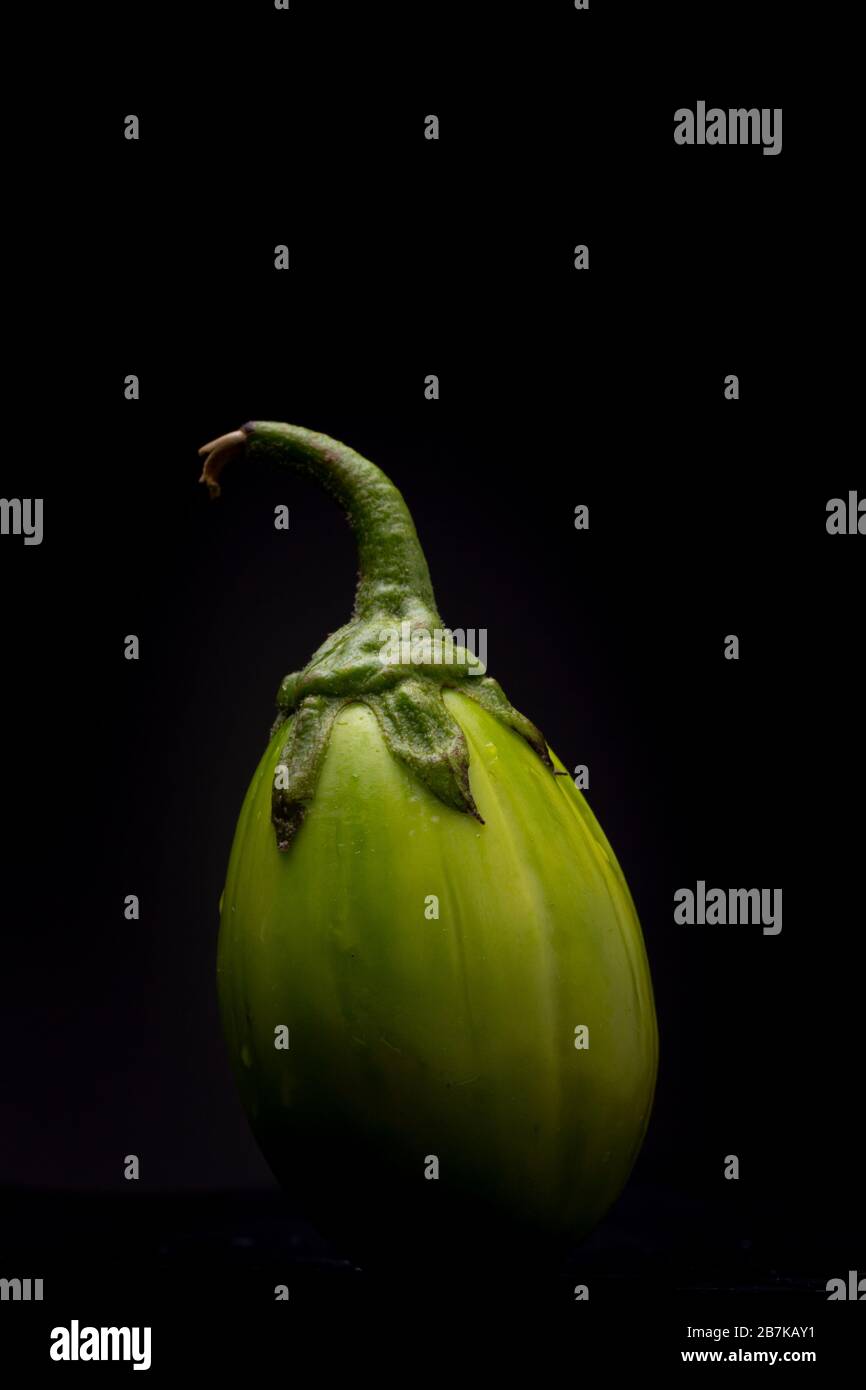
200, 422, 658, 1258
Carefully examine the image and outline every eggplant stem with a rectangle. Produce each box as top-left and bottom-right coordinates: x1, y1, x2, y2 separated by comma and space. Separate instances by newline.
198, 421, 439, 622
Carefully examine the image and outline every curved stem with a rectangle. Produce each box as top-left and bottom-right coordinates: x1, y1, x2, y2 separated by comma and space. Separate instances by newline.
199, 421, 440, 622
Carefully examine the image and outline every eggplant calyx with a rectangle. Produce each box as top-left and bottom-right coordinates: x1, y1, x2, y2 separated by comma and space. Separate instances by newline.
199, 422, 552, 850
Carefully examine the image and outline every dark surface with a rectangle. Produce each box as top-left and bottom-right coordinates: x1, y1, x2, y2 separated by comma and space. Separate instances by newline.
2, 1183, 859, 1299
2, 1185, 862, 1372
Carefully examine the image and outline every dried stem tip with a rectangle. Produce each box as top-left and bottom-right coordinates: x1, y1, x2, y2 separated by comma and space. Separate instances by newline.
198, 429, 249, 499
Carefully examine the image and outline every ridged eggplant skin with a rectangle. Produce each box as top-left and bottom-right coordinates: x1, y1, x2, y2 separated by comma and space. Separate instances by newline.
217, 690, 658, 1255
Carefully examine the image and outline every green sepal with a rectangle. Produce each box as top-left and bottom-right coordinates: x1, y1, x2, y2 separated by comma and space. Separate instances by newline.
272, 695, 347, 851
456, 675, 553, 769
365, 678, 482, 822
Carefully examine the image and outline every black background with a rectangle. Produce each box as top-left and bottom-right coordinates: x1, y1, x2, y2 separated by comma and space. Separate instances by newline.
2, 3, 862, 1372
